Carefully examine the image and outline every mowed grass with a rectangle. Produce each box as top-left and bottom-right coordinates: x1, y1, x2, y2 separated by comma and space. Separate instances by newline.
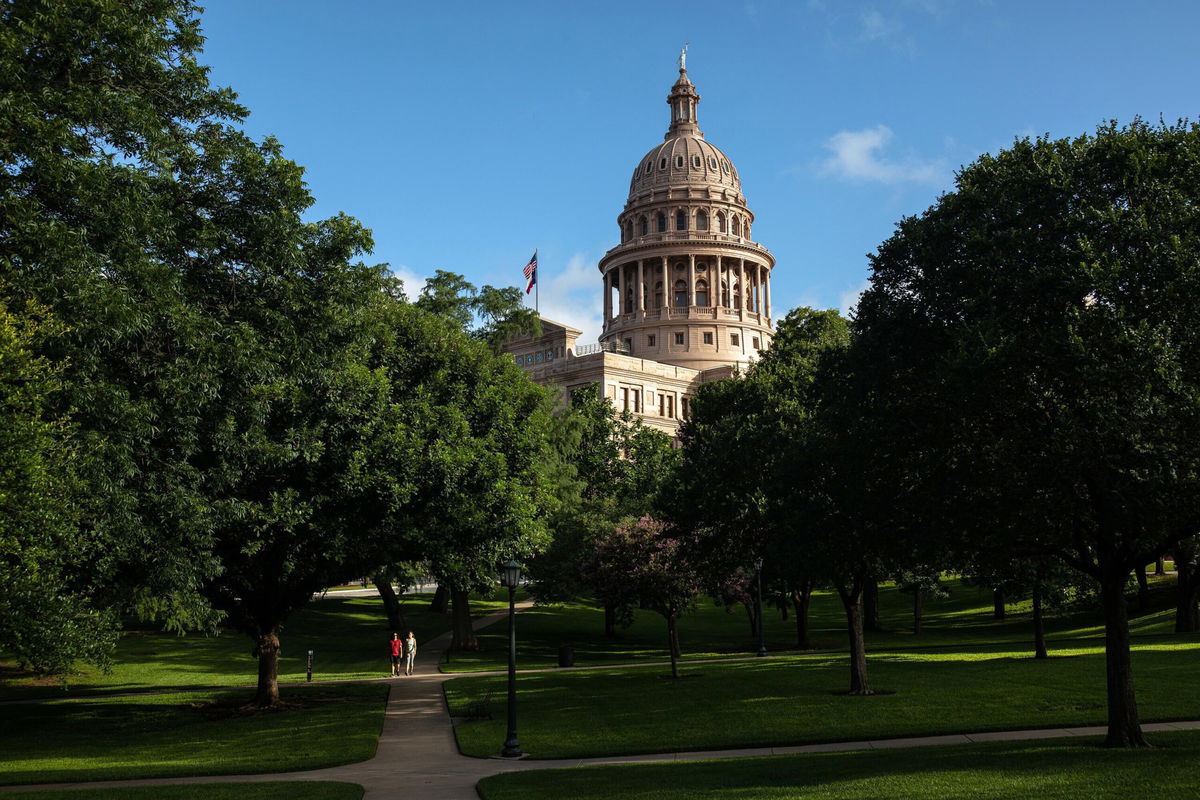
446, 640, 1200, 758
1, 783, 363, 800
0, 684, 389, 785
475, 729, 1200, 800
440, 575, 1185, 672
0, 590, 510, 701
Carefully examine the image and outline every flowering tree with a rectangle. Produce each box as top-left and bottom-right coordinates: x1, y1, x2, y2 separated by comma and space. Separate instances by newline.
589, 516, 700, 679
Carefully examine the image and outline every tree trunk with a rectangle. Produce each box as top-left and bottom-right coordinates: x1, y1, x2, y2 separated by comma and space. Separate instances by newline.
1155, 557, 1166, 577
1135, 564, 1149, 612
374, 576, 406, 632
430, 583, 449, 614
449, 587, 478, 651
253, 630, 281, 708
864, 577, 883, 632
992, 588, 1006, 620
745, 601, 759, 638
666, 611, 680, 679
838, 580, 873, 695
792, 578, 813, 649
1175, 562, 1200, 633
912, 585, 924, 635
1032, 587, 1048, 660
603, 600, 617, 637
1099, 575, 1149, 747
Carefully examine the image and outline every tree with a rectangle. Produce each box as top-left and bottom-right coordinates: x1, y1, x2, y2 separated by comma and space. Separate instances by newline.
855, 119, 1200, 746
0, 0, 265, 658
0, 295, 118, 674
527, 384, 676, 637
415, 270, 541, 352
369, 301, 555, 653
1175, 537, 1200, 633
589, 516, 700, 679
674, 307, 916, 691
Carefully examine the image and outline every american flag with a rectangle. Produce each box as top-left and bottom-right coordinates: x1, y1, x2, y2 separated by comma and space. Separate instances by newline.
523, 250, 538, 294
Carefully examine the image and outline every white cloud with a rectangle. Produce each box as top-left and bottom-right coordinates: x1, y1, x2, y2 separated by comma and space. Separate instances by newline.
532, 252, 604, 347
820, 125, 948, 186
838, 278, 872, 319
389, 265, 427, 300
858, 9, 916, 54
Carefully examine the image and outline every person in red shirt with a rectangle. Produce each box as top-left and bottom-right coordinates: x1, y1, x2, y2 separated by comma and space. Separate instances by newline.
388, 632, 403, 677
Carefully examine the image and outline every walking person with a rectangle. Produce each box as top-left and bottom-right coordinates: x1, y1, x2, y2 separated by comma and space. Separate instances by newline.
388, 632, 403, 677
404, 631, 417, 676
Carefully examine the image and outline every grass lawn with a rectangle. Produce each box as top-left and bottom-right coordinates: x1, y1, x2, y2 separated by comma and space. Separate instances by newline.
441, 576, 1186, 673
0, 589, 511, 701
1, 783, 362, 800
475, 729, 1200, 800
0, 684, 388, 786
446, 639, 1200, 758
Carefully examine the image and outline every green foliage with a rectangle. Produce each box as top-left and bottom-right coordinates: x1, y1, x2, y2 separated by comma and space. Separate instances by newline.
857, 117, 1200, 580
415, 270, 542, 352
0, 295, 118, 673
528, 384, 676, 607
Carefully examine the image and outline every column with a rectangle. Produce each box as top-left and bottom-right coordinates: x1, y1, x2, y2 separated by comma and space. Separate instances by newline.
755, 263, 763, 315
765, 270, 772, 321
637, 259, 645, 314
688, 254, 696, 309
603, 268, 611, 324
738, 259, 746, 321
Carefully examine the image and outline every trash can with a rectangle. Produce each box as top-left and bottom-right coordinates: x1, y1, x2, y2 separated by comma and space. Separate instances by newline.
558, 645, 574, 668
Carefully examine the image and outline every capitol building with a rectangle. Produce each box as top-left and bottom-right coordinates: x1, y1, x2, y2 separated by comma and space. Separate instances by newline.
503, 59, 776, 437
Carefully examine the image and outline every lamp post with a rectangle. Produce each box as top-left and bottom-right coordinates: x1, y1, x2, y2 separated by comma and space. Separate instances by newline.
500, 559, 523, 758
755, 558, 767, 658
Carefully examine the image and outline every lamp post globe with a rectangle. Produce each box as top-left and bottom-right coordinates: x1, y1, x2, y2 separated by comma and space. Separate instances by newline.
501, 560, 523, 757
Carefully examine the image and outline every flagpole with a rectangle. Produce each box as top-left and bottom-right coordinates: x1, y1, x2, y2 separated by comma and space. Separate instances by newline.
534, 248, 539, 315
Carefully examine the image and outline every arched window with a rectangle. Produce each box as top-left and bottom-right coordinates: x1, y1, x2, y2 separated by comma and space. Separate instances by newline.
674, 279, 688, 308
744, 222, 751, 239
696, 280, 710, 307
657, 213, 667, 233
654, 281, 663, 308
623, 222, 632, 242
733, 281, 742, 310
696, 211, 708, 231
732, 217, 741, 236
676, 210, 687, 231
717, 212, 726, 233
639, 216, 648, 236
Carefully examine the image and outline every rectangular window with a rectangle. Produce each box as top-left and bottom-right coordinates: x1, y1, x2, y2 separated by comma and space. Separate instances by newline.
632, 389, 641, 413
658, 393, 666, 416
703, 332, 713, 345
621, 387, 630, 412
674, 332, 685, 346
753, 337, 760, 350
648, 334, 656, 347
731, 334, 740, 346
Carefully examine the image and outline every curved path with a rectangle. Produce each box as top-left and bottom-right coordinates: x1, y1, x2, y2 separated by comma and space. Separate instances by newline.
4, 605, 1200, 799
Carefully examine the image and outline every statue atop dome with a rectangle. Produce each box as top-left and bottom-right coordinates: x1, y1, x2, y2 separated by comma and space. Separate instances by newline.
679, 43, 689, 72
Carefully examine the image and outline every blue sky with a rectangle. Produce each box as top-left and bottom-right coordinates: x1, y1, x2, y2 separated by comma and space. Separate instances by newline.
199, 1, 1199, 344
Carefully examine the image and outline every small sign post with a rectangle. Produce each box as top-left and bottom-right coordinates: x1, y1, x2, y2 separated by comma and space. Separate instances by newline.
306, 650, 314, 683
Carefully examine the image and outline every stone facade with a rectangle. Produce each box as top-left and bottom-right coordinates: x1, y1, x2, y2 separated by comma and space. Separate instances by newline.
502, 62, 773, 438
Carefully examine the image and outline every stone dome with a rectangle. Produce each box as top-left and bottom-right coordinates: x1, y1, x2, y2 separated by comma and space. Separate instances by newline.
626, 65, 742, 200
628, 136, 741, 198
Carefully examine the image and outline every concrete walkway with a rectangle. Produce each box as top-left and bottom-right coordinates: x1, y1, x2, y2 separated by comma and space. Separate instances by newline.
5, 605, 1200, 799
